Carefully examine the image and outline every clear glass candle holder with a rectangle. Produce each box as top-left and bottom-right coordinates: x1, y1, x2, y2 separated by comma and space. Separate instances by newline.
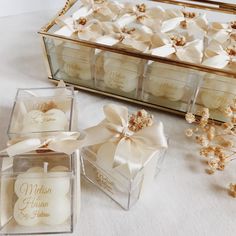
7, 86, 75, 140
44, 38, 95, 88
142, 62, 201, 113
80, 146, 167, 210
0, 151, 80, 235
192, 73, 236, 121
95, 51, 145, 99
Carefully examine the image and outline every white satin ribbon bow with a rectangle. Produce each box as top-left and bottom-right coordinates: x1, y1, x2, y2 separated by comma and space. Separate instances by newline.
151, 33, 203, 64
96, 22, 152, 51
80, 104, 168, 177
203, 40, 236, 70
161, 9, 208, 35
0, 132, 82, 157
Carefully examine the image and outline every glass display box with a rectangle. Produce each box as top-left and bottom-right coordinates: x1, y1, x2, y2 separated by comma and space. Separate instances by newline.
0, 151, 80, 235
7, 86, 76, 140
38, 0, 236, 121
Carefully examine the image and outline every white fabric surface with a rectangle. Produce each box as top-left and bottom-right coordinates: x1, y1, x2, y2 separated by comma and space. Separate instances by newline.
0, 11, 236, 236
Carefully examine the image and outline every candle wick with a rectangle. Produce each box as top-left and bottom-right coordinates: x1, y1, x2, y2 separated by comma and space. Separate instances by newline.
43, 162, 48, 173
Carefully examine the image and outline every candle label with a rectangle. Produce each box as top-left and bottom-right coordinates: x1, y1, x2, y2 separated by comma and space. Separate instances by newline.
15, 183, 53, 221
96, 170, 113, 194
14, 167, 71, 226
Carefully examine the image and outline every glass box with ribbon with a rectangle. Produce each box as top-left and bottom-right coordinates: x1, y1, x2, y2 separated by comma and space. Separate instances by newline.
80, 104, 168, 210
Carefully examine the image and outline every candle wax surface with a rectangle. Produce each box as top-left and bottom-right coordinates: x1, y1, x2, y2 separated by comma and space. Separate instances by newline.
13, 166, 71, 226
21, 108, 67, 133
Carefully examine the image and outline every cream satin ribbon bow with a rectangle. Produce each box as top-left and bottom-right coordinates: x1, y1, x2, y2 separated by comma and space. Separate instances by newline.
96, 22, 152, 51
117, 2, 165, 32
203, 40, 236, 70
55, 14, 104, 41
80, 104, 168, 177
151, 33, 203, 64
0, 132, 82, 157
161, 9, 208, 35
208, 21, 236, 44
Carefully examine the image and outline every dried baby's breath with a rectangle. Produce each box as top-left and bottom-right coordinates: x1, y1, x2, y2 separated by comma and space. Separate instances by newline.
185, 105, 236, 197
128, 109, 153, 132
170, 35, 186, 46
183, 11, 196, 19
185, 113, 195, 123
136, 3, 146, 13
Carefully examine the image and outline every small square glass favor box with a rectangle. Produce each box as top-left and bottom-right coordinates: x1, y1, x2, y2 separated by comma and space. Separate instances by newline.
7, 86, 75, 140
79, 104, 168, 210
81, 146, 166, 210
0, 151, 80, 235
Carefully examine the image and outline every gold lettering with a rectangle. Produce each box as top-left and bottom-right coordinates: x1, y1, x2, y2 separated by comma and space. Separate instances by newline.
96, 171, 113, 194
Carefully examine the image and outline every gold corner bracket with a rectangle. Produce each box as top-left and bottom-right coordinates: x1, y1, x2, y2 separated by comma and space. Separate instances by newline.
40, 0, 77, 33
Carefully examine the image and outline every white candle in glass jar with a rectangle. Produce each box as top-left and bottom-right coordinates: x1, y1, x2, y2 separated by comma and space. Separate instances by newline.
13, 163, 71, 226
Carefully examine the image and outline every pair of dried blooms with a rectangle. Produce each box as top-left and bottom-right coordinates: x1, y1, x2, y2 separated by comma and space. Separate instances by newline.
185, 102, 236, 197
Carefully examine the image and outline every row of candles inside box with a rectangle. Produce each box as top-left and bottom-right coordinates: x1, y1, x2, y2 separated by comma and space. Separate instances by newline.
51, 41, 236, 116
1, 86, 167, 235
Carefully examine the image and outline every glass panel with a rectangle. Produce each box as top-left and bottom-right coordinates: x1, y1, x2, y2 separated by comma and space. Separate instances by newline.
80, 146, 166, 210
94, 51, 145, 99
0, 152, 77, 235
7, 86, 75, 139
192, 73, 236, 121
142, 62, 202, 112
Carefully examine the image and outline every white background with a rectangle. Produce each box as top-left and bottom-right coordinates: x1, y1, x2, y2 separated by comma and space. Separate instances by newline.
0, 0, 236, 17
0, 0, 65, 17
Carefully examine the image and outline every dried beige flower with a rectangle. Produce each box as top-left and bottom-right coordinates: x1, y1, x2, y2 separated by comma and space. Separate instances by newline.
185, 128, 193, 137
128, 109, 153, 132
185, 113, 195, 123
196, 135, 209, 147
229, 183, 236, 197
222, 106, 233, 117
185, 104, 236, 197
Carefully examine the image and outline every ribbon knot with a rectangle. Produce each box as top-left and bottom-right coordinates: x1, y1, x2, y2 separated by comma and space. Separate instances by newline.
81, 104, 168, 177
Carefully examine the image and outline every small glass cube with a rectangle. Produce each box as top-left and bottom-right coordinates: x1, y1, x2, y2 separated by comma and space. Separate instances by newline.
142, 62, 201, 112
95, 51, 145, 99
80, 145, 167, 210
7, 86, 75, 140
44, 38, 95, 87
0, 151, 79, 235
192, 73, 236, 121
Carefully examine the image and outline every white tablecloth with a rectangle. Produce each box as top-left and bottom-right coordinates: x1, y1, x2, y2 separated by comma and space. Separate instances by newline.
0, 11, 236, 236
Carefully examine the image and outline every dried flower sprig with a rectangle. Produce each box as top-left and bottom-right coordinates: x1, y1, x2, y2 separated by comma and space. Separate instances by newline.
128, 109, 153, 132
185, 101, 236, 197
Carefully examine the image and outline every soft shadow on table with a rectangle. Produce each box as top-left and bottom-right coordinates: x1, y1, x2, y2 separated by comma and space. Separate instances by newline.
184, 153, 206, 173
0, 105, 12, 149
210, 183, 228, 196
